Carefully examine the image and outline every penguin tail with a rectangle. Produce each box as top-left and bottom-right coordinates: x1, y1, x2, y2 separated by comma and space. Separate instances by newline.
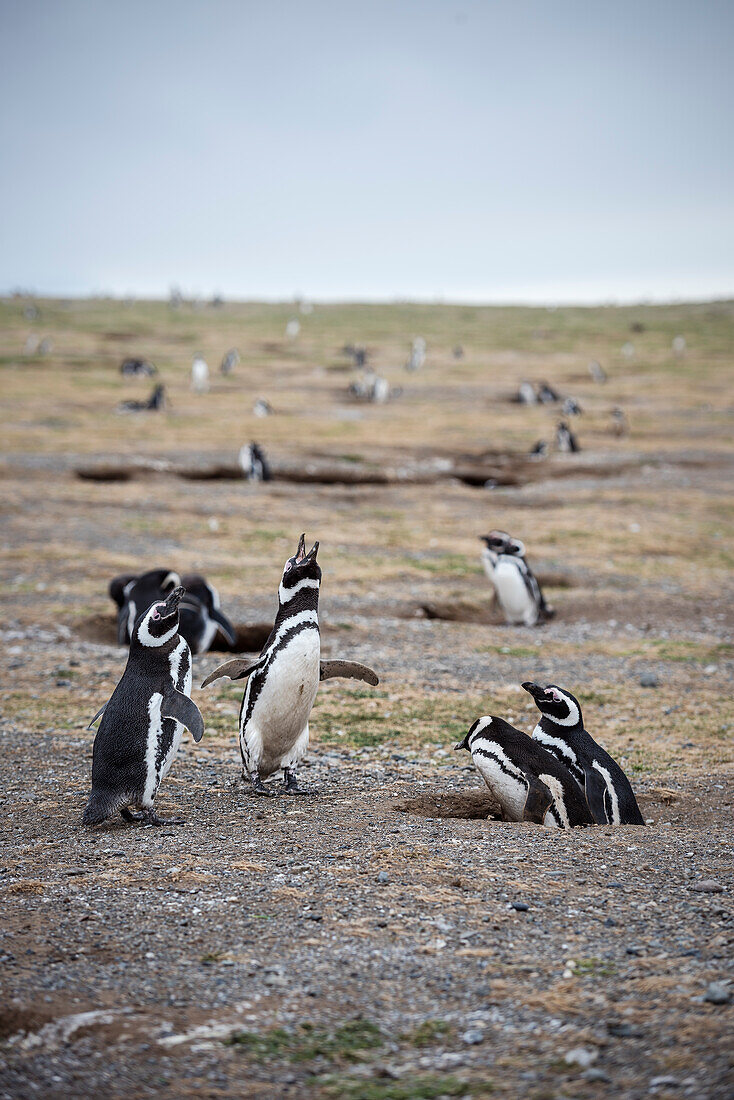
81, 790, 118, 826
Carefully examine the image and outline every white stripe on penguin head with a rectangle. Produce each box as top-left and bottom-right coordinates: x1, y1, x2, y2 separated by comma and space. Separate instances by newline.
137, 607, 179, 648
546, 690, 580, 727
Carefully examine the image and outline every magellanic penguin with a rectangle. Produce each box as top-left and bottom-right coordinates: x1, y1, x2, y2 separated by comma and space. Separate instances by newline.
117, 384, 165, 413
522, 682, 645, 825
83, 586, 204, 826
556, 421, 579, 453
455, 716, 594, 828
200, 534, 379, 795
179, 573, 237, 655
478, 533, 552, 626
239, 442, 272, 482
110, 568, 182, 646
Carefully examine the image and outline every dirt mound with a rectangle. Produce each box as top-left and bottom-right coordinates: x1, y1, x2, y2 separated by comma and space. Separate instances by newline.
393, 790, 502, 820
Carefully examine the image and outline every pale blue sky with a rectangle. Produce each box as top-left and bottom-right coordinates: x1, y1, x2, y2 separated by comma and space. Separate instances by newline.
1, 0, 733, 302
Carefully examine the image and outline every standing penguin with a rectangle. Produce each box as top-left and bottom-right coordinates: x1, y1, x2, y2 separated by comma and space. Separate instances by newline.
455, 715, 594, 828
109, 568, 181, 645
556, 421, 579, 453
522, 682, 645, 825
200, 534, 379, 794
191, 355, 210, 393
178, 573, 237, 655
239, 442, 272, 482
479, 533, 551, 626
83, 586, 204, 826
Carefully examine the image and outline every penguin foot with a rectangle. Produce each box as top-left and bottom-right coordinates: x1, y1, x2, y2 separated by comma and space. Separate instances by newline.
128, 808, 185, 827
283, 769, 314, 796
250, 771, 274, 797
121, 807, 145, 823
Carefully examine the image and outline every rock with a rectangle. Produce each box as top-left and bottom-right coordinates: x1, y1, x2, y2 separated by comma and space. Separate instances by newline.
689, 880, 724, 894
510, 901, 529, 912
461, 1028, 485, 1045
584, 1069, 611, 1082
704, 982, 731, 1005
650, 1076, 680, 1089
377, 871, 389, 884
639, 672, 659, 688
303, 912, 323, 921
564, 1047, 598, 1068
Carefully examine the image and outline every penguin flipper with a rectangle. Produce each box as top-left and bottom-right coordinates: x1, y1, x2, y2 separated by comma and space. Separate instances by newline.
87, 703, 108, 731
210, 608, 237, 646
319, 660, 379, 686
523, 776, 554, 824
583, 767, 611, 825
162, 688, 205, 743
200, 657, 263, 689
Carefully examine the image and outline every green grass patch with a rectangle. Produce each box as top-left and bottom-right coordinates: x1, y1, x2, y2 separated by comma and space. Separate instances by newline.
318, 1074, 492, 1099
225, 1019, 383, 1064
403, 1019, 453, 1047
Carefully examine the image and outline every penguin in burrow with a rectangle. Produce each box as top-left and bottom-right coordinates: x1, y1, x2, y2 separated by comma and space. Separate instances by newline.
109, 569, 182, 646
522, 682, 645, 825
455, 715, 594, 828
478, 533, 552, 625
178, 573, 238, 655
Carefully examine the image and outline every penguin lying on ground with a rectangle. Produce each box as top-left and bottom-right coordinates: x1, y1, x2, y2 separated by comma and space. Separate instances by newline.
120, 357, 156, 377
117, 384, 166, 413
200, 534, 379, 795
179, 574, 238, 655
455, 716, 594, 827
110, 569, 236, 655
239, 442, 272, 482
83, 586, 204, 826
522, 682, 645, 825
479, 532, 552, 626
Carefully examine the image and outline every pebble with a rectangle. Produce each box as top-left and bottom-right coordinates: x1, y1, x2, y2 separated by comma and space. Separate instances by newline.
461, 1028, 485, 1045
704, 982, 731, 1005
689, 879, 724, 894
303, 912, 323, 922
510, 901, 529, 912
639, 672, 659, 688
377, 871, 390, 884
650, 1076, 680, 1089
564, 1047, 597, 1068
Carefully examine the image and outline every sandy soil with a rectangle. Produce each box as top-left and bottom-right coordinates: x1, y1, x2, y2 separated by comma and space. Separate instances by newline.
1, 297, 733, 1099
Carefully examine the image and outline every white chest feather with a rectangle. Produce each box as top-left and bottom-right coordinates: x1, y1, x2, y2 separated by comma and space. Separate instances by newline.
471, 743, 528, 821
493, 561, 536, 624
242, 629, 320, 771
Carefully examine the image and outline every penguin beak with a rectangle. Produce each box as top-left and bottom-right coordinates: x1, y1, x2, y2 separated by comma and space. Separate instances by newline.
295, 533, 307, 563
161, 585, 185, 616
521, 681, 545, 700
305, 540, 319, 562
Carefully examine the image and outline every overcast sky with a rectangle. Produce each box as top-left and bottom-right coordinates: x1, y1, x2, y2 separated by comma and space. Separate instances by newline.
1, 0, 733, 302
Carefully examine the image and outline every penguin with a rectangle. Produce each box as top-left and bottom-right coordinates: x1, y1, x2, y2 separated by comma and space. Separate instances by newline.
454, 716, 594, 828
529, 440, 548, 458
521, 682, 645, 825
83, 586, 204, 826
200, 534, 379, 795
556, 421, 579, 453
253, 398, 273, 418
239, 442, 272, 482
191, 355, 209, 393
562, 397, 583, 416
588, 359, 607, 383
109, 568, 181, 646
178, 573, 237, 655
120, 357, 156, 377
516, 381, 537, 405
479, 534, 551, 626
611, 407, 629, 437
220, 347, 240, 374
537, 382, 560, 404
117, 384, 165, 413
